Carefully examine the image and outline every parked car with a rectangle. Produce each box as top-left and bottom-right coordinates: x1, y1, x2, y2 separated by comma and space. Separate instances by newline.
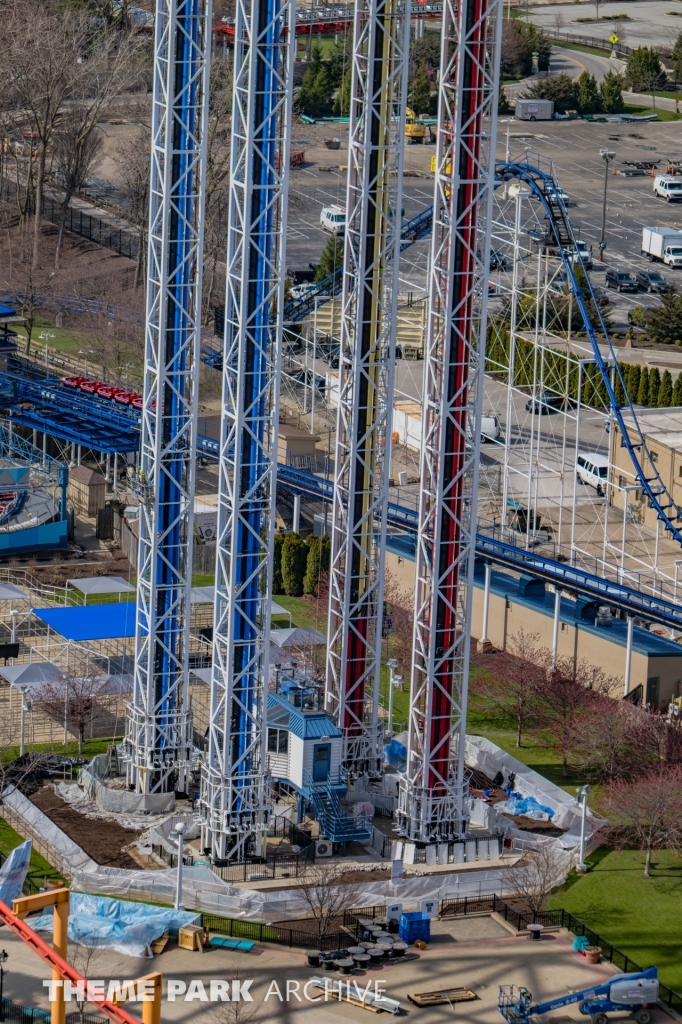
525, 390, 565, 414
636, 269, 667, 293
605, 268, 638, 293
320, 204, 346, 234
546, 183, 570, 204
576, 452, 609, 496
481, 411, 501, 442
490, 248, 507, 270
592, 287, 612, 308
653, 175, 682, 202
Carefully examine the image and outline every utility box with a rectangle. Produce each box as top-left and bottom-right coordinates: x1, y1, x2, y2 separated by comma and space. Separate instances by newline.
277, 424, 321, 470
515, 99, 554, 121
399, 911, 431, 945
67, 465, 106, 518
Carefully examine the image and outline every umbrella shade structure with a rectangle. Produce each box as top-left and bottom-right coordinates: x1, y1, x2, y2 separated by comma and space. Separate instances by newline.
31, 603, 138, 641
0, 584, 28, 601
270, 600, 292, 627
270, 626, 326, 648
66, 577, 135, 605
0, 661, 65, 693
190, 586, 215, 604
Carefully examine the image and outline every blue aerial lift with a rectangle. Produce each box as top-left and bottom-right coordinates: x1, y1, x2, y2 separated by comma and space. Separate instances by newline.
498, 967, 659, 1024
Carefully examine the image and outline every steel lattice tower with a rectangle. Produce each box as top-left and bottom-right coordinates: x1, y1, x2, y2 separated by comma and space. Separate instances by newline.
125, 0, 211, 796
199, 0, 295, 861
326, 0, 410, 780
397, 0, 502, 841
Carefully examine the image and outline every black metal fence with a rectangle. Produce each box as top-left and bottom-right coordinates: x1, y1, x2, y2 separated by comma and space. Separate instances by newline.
201, 913, 346, 951
0, 178, 139, 261
547, 30, 634, 57
0, 1000, 50, 1024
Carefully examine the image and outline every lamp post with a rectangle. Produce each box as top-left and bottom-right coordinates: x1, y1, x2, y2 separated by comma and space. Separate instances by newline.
0, 947, 8, 1020
387, 659, 398, 737
576, 784, 590, 873
172, 822, 187, 910
598, 149, 616, 262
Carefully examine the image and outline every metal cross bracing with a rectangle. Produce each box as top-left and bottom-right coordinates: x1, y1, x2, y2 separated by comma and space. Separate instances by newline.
123, 0, 211, 796
199, 0, 295, 862
397, 0, 503, 844
325, 0, 410, 781
480, 156, 682, 599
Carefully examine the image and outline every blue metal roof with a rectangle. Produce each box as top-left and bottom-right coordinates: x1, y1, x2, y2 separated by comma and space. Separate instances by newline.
267, 692, 342, 739
32, 602, 138, 641
473, 565, 682, 658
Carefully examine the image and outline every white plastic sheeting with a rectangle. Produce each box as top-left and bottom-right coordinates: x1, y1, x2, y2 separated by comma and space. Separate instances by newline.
80, 754, 175, 815
465, 735, 605, 854
0, 839, 32, 903
30, 893, 200, 958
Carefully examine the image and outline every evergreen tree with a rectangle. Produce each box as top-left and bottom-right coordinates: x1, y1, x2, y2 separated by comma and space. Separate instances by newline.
599, 70, 624, 114
409, 62, 432, 114
645, 286, 682, 342
614, 368, 626, 407
626, 47, 666, 92
648, 366, 661, 407
272, 533, 285, 594
498, 84, 510, 115
314, 234, 344, 283
521, 72, 576, 113
637, 365, 650, 406
327, 31, 352, 87
673, 372, 682, 406
298, 43, 333, 117
575, 71, 600, 114
303, 533, 331, 595
627, 364, 641, 405
410, 29, 442, 72
281, 533, 307, 597
333, 69, 351, 116
659, 369, 673, 407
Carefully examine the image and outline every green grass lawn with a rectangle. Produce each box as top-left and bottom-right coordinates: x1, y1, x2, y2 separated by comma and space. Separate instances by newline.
622, 103, 682, 121
551, 38, 616, 58
271, 593, 328, 631
548, 849, 682, 993
0, 738, 113, 764
0, 818, 65, 890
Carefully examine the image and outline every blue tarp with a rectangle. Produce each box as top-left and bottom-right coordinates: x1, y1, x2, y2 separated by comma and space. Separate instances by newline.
32, 602, 138, 641
31, 893, 200, 958
495, 795, 554, 820
0, 840, 31, 903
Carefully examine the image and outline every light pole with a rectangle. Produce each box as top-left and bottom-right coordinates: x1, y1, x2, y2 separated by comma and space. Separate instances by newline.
598, 149, 616, 262
576, 784, 590, 873
20, 688, 28, 757
172, 822, 187, 910
387, 659, 402, 739
0, 948, 7, 1021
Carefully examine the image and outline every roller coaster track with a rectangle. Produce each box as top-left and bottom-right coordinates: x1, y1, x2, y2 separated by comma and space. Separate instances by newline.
499, 158, 682, 547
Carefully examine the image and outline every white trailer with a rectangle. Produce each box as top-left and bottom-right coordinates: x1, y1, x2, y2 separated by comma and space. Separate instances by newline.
641, 226, 682, 268
515, 99, 554, 121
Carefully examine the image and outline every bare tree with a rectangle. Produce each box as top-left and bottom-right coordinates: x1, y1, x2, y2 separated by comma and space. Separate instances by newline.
292, 864, 357, 941
116, 129, 151, 290
36, 673, 110, 753
68, 940, 105, 1024
203, 52, 233, 323
597, 766, 682, 877
51, 115, 104, 269
553, 10, 565, 34
472, 629, 545, 748
210, 965, 262, 1024
0, 2, 92, 265
502, 841, 565, 914
535, 655, 607, 777
572, 698, 672, 785
383, 568, 414, 675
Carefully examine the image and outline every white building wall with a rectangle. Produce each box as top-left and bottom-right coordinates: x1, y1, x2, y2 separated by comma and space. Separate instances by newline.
288, 732, 304, 789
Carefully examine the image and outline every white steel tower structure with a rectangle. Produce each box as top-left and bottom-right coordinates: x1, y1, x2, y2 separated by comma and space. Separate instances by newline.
326, 0, 410, 779
397, 0, 502, 840
125, 0, 211, 796
200, 0, 295, 861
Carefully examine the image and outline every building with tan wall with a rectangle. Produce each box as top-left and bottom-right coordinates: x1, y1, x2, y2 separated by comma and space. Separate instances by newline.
609, 408, 682, 530
470, 563, 682, 708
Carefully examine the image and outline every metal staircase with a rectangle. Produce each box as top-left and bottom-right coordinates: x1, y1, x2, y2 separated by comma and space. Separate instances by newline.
303, 771, 373, 845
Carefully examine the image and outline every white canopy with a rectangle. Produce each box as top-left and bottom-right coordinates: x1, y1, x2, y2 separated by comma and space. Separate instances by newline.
0, 662, 64, 692
190, 586, 215, 604
270, 626, 326, 648
67, 577, 135, 597
0, 584, 28, 601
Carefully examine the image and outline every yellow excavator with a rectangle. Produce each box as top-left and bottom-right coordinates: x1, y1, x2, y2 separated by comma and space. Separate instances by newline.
405, 108, 426, 144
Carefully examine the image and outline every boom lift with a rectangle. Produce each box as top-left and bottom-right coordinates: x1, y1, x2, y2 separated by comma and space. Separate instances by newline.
498, 967, 659, 1024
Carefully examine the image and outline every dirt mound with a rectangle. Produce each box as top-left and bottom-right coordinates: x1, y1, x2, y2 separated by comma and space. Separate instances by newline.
31, 785, 142, 869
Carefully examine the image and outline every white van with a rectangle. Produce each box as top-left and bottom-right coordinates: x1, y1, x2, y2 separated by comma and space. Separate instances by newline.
654, 175, 682, 202
320, 204, 346, 235
576, 452, 609, 495
481, 411, 501, 442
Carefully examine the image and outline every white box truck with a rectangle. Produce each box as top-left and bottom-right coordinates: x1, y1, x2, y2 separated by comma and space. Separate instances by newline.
641, 226, 682, 268
515, 99, 554, 121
